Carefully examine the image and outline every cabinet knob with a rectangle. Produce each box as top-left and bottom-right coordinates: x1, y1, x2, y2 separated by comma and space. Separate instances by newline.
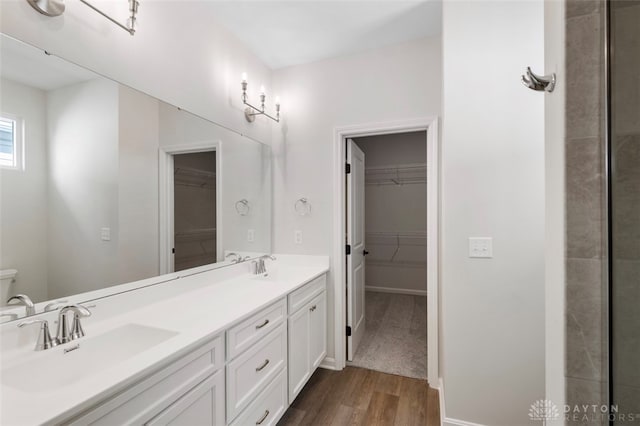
310, 305, 317, 312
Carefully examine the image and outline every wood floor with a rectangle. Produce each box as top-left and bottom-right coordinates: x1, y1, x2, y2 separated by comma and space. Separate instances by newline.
278, 367, 440, 426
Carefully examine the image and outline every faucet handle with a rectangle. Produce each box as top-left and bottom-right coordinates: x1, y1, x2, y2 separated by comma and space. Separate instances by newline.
44, 300, 69, 312
67, 305, 91, 341
18, 319, 59, 351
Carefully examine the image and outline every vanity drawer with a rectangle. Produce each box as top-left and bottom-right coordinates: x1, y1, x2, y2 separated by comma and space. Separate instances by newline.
69, 334, 223, 425
226, 298, 285, 360
226, 323, 287, 422
229, 368, 287, 426
288, 274, 326, 314
146, 369, 224, 426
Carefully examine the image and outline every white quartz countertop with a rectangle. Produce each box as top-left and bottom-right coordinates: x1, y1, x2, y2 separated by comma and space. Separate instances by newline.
0, 255, 329, 426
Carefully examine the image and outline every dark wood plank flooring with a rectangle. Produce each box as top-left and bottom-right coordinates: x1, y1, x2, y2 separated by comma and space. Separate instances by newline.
278, 367, 440, 426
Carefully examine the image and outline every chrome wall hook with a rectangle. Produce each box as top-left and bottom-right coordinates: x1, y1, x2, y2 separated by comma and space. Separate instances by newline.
521, 67, 556, 93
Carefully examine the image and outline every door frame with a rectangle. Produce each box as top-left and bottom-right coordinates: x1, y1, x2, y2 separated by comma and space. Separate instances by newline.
332, 117, 440, 386
159, 141, 222, 274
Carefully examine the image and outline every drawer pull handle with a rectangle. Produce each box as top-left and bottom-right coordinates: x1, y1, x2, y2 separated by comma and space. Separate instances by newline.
256, 359, 270, 372
256, 319, 269, 329
256, 409, 270, 425
310, 305, 317, 312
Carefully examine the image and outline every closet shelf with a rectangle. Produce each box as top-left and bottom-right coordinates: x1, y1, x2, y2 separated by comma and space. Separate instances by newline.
366, 231, 427, 246
365, 163, 426, 186
365, 231, 427, 267
175, 227, 217, 242
174, 166, 216, 189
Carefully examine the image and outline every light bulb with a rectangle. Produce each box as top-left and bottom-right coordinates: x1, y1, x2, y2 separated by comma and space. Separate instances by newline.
241, 72, 248, 83
260, 85, 265, 95
275, 96, 281, 106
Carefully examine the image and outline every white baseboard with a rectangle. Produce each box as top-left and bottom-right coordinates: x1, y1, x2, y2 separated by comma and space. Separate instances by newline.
319, 357, 338, 370
443, 418, 487, 426
365, 285, 427, 296
438, 378, 487, 426
439, 378, 445, 426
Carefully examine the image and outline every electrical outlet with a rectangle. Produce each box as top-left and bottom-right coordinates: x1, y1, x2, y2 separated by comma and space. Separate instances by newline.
247, 229, 255, 242
294, 230, 303, 245
101, 227, 111, 241
469, 237, 492, 258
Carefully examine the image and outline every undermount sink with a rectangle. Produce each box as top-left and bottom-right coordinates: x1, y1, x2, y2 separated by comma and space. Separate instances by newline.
2, 323, 178, 392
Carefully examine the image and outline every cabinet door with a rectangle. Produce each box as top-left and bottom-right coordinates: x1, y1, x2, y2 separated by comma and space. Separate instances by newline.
288, 304, 311, 403
309, 291, 327, 370
146, 369, 224, 426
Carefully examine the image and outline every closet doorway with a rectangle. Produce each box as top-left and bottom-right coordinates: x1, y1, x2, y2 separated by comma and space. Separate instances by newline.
346, 132, 428, 379
173, 151, 217, 272
159, 142, 222, 275
333, 118, 439, 386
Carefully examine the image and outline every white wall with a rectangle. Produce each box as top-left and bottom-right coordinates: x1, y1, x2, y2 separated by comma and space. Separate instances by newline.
544, 0, 566, 420
117, 85, 160, 285
272, 36, 442, 365
355, 132, 427, 294
47, 78, 120, 298
0, 0, 273, 145
441, 2, 545, 425
0, 78, 49, 302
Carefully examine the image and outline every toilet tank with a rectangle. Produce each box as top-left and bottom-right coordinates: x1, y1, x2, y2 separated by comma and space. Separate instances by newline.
0, 269, 18, 306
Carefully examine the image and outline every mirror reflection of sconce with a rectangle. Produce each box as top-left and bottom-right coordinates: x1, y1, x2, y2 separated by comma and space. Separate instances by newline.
294, 198, 311, 216
235, 199, 250, 216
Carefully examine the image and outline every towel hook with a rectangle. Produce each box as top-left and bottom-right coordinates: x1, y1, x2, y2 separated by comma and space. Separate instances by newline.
521, 67, 555, 93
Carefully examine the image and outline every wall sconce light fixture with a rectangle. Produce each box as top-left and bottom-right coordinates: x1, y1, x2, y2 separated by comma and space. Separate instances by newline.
79, 0, 140, 36
241, 73, 280, 123
27, 0, 140, 35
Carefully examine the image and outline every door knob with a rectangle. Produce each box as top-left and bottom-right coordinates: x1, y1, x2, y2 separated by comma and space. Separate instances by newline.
363, 250, 369, 256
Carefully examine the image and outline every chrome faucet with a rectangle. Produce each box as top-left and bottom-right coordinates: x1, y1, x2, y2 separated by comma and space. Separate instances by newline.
57, 304, 92, 344
226, 252, 251, 264
7, 294, 36, 316
17, 319, 59, 351
252, 255, 276, 275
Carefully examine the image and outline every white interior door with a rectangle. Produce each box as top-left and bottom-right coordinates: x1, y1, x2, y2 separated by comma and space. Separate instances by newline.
347, 139, 365, 361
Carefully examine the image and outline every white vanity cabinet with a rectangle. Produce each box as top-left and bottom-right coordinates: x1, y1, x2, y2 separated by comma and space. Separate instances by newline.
53, 271, 328, 426
287, 275, 327, 403
68, 335, 225, 426
225, 300, 287, 423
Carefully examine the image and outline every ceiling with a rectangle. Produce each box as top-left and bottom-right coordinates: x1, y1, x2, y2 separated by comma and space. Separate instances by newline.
208, 1, 442, 69
0, 35, 97, 91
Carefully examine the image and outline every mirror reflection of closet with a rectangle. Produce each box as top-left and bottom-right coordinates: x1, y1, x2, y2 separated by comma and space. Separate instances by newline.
173, 152, 217, 272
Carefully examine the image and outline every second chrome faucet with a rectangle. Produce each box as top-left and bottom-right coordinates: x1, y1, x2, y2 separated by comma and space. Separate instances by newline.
18, 304, 92, 351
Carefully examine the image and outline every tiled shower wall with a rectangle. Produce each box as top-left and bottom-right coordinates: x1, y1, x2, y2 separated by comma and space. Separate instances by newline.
565, 0, 608, 421
610, 0, 640, 416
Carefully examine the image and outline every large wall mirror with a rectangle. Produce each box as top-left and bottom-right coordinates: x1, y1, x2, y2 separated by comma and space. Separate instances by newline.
0, 34, 271, 321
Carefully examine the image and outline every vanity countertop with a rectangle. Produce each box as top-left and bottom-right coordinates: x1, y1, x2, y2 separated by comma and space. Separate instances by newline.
0, 255, 329, 426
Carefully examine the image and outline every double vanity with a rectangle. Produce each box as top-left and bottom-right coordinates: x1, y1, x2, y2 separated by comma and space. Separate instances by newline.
0, 255, 329, 426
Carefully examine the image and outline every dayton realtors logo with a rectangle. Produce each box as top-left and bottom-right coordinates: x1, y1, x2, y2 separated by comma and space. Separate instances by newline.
529, 400, 560, 421
529, 400, 639, 423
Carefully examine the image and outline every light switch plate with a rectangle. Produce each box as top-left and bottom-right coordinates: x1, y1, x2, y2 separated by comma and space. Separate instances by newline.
294, 230, 303, 245
247, 229, 255, 242
469, 237, 492, 258
101, 227, 111, 241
